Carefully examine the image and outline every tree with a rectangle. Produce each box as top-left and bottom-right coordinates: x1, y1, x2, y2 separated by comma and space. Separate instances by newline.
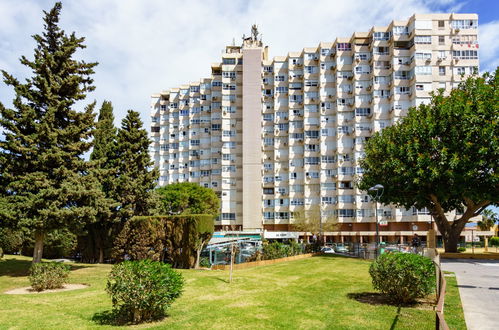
156, 182, 220, 216
0, 2, 106, 262
358, 70, 498, 252
292, 204, 338, 245
80, 101, 119, 263
478, 209, 499, 235
112, 110, 159, 221
156, 182, 219, 267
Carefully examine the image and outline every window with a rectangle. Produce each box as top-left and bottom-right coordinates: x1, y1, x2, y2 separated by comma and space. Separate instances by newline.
263, 188, 274, 194
275, 212, 289, 220
337, 43, 351, 51
451, 20, 478, 30
414, 52, 432, 60
305, 130, 319, 139
452, 50, 478, 60
393, 26, 409, 35
394, 70, 411, 80
263, 66, 273, 73
397, 86, 411, 95
263, 212, 274, 220
321, 197, 335, 205
321, 48, 331, 56
415, 66, 432, 75
439, 66, 446, 76
414, 36, 432, 44
222, 58, 236, 65
412, 207, 431, 215
355, 108, 371, 116
373, 32, 391, 41
339, 209, 355, 218
373, 47, 389, 55
221, 213, 236, 220
304, 157, 320, 165
275, 86, 288, 93
452, 35, 478, 45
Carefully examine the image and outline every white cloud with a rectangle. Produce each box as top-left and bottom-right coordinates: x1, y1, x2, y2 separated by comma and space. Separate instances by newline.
0, 0, 495, 131
478, 20, 499, 72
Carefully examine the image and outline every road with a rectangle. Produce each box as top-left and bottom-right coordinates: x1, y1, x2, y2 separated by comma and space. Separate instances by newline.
441, 259, 499, 330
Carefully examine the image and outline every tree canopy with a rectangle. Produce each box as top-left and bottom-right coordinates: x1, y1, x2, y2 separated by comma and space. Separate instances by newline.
358, 69, 498, 252
112, 110, 159, 221
0, 2, 106, 262
156, 182, 220, 216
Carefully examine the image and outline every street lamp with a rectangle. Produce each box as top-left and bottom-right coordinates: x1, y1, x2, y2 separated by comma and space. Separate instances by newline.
368, 184, 384, 257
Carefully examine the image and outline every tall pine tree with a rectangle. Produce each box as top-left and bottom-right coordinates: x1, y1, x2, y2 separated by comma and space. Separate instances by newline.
113, 110, 159, 221
79, 101, 119, 263
0, 2, 105, 262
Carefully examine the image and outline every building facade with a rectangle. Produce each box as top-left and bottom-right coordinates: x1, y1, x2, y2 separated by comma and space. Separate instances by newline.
150, 13, 480, 243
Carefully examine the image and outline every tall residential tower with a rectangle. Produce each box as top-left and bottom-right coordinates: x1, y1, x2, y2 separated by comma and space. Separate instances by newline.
150, 13, 480, 243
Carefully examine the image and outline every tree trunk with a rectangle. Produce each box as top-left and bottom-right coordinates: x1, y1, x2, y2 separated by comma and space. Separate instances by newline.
195, 243, 203, 269
98, 247, 104, 263
442, 230, 461, 253
33, 230, 44, 263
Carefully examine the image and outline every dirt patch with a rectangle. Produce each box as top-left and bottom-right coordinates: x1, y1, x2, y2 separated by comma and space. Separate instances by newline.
5, 284, 89, 295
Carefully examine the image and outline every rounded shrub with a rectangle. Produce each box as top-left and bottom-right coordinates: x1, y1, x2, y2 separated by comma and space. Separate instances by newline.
106, 260, 184, 324
489, 237, 499, 247
369, 252, 435, 304
457, 247, 467, 253
29, 262, 70, 291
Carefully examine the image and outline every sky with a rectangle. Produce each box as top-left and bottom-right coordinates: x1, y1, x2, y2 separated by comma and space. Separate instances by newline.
1, 0, 498, 126
0, 0, 497, 213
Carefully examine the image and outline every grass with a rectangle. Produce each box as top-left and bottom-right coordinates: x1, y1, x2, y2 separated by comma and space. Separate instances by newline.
0, 254, 465, 329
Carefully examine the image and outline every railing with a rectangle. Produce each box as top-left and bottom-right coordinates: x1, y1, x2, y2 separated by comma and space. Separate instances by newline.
432, 250, 450, 330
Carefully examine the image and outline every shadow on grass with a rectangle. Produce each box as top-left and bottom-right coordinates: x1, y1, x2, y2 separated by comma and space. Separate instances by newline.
92, 309, 167, 326
347, 292, 418, 307
390, 306, 402, 330
0, 257, 89, 277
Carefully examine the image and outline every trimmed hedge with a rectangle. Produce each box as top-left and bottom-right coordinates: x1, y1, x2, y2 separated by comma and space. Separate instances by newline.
113, 215, 214, 268
369, 252, 435, 304
106, 260, 184, 324
29, 262, 70, 291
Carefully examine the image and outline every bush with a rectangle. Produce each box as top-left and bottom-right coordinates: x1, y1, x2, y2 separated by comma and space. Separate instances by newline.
0, 228, 24, 254
457, 247, 467, 252
199, 257, 211, 268
369, 252, 435, 304
106, 260, 184, 324
29, 262, 70, 291
0, 247, 3, 259
489, 237, 499, 247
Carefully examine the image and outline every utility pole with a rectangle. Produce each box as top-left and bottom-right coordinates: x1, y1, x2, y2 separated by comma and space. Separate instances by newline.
229, 242, 235, 283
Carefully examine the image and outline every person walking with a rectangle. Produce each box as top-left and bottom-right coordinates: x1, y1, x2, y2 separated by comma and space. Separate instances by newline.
411, 234, 421, 254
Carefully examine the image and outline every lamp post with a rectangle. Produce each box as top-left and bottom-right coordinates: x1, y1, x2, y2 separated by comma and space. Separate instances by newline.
368, 184, 384, 257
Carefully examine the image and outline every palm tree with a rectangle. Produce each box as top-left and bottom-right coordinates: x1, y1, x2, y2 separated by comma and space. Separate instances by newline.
478, 209, 498, 236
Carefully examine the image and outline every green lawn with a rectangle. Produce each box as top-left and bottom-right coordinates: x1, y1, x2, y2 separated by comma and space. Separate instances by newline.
0, 254, 465, 329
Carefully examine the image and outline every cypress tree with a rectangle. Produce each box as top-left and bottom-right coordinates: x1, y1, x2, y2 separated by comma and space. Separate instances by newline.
79, 101, 119, 263
0, 2, 104, 262
113, 110, 159, 221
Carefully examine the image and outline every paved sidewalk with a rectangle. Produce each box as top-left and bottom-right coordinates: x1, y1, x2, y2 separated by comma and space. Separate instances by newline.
441, 259, 499, 330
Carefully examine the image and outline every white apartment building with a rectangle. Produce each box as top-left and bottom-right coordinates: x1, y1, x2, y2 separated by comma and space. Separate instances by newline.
150, 13, 480, 243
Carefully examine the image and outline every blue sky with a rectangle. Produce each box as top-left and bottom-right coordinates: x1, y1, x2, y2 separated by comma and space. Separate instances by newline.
0, 0, 497, 212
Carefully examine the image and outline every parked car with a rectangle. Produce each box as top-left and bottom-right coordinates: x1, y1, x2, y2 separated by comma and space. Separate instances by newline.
333, 244, 349, 253
321, 247, 335, 254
